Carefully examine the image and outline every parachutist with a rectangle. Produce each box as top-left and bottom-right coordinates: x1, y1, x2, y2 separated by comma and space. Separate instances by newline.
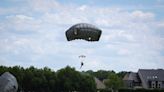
80, 62, 84, 69
79, 55, 85, 69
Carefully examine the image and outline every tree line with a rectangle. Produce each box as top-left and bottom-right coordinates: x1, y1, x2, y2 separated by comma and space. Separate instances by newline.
0, 65, 127, 92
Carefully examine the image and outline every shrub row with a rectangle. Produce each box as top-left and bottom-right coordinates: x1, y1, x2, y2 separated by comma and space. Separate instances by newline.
119, 89, 164, 92
97, 89, 164, 92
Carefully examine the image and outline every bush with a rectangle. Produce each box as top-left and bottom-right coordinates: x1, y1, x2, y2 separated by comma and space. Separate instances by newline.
119, 88, 164, 92
97, 89, 112, 92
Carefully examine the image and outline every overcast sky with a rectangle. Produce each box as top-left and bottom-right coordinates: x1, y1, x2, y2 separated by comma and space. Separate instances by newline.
0, 0, 164, 72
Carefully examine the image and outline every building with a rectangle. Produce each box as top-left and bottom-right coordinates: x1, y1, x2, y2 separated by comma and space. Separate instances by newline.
123, 69, 164, 89
123, 72, 141, 88
94, 77, 106, 89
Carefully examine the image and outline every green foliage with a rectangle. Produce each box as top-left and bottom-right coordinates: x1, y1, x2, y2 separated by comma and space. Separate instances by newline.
80, 74, 97, 92
117, 71, 128, 79
86, 70, 124, 91
0, 65, 96, 92
98, 89, 112, 92
57, 66, 80, 91
119, 89, 164, 92
105, 73, 123, 90
86, 70, 115, 81
57, 66, 96, 92
1, 66, 163, 92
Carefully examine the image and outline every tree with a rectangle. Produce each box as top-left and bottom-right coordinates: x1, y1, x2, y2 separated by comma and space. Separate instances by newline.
104, 73, 123, 92
80, 74, 96, 92
117, 71, 128, 79
86, 70, 115, 81
57, 66, 96, 92
57, 66, 82, 91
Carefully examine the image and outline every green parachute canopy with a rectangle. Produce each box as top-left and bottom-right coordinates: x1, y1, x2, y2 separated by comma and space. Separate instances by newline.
65, 23, 102, 41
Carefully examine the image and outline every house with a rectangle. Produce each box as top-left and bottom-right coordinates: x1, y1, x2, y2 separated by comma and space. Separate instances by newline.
123, 72, 141, 88
138, 69, 164, 89
123, 69, 164, 89
94, 77, 106, 89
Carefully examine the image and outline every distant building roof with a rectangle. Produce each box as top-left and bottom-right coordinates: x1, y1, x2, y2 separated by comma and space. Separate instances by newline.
123, 72, 130, 80
94, 77, 106, 89
138, 69, 164, 81
123, 72, 140, 82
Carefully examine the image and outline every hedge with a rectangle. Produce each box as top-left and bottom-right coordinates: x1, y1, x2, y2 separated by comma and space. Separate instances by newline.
96, 89, 164, 92
119, 89, 164, 92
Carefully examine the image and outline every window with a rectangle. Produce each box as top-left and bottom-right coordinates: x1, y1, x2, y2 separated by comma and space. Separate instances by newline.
155, 76, 157, 78
162, 81, 164, 84
129, 82, 133, 88
152, 84, 155, 88
156, 81, 158, 88
152, 82, 155, 88
158, 84, 160, 88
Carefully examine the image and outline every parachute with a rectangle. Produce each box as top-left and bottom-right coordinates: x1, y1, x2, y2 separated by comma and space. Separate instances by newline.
79, 55, 86, 58
65, 23, 102, 69
0, 72, 18, 92
65, 23, 102, 41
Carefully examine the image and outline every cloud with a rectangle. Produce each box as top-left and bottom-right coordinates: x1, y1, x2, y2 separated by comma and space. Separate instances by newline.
131, 10, 155, 21
27, 0, 60, 13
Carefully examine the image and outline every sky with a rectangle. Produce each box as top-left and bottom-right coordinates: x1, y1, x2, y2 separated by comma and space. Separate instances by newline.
0, 0, 164, 72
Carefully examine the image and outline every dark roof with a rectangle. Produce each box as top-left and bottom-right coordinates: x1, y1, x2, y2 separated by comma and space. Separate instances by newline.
138, 69, 164, 81
123, 72, 130, 80
123, 72, 140, 82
